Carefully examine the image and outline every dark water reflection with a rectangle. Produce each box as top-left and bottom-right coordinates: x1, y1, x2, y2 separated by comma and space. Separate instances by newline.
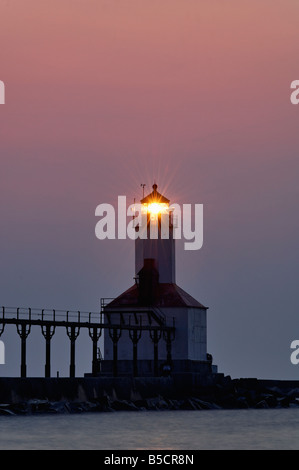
0, 409, 299, 450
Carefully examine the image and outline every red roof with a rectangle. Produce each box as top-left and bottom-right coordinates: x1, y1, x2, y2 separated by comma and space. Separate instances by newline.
106, 283, 207, 309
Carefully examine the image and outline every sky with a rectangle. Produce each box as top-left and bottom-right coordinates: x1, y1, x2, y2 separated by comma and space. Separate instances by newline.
0, 0, 298, 379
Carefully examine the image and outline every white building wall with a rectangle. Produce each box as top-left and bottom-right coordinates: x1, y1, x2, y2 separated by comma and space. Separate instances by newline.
188, 308, 207, 361
135, 214, 175, 283
157, 238, 175, 283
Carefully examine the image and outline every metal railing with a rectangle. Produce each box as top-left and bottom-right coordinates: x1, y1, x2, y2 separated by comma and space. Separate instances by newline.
100, 298, 115, 312
0, 306, 103, 325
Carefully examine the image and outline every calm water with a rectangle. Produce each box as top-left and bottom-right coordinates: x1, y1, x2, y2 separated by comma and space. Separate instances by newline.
0, 409, 299, 450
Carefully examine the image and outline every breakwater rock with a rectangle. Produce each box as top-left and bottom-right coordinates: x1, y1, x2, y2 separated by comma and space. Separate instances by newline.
1, 376, 299, 415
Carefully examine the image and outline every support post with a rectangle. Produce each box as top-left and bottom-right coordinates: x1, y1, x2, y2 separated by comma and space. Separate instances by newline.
45, 334, 51, 378
16, 322, 31, 378
166, 332, 172, 364
41, 323, 55, 378
66, 325, 80, 378
149, 328, 162, 377
88, 326, 102, 376
129, 317, 142, 377
163, 322, 175, 371
132, 331, 138, 377
113, 338, 118, 377
108, 328, 121, 377
21, 325, 27, 378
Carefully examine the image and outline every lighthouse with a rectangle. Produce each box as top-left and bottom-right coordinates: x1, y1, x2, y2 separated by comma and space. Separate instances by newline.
102, 184, 214, 377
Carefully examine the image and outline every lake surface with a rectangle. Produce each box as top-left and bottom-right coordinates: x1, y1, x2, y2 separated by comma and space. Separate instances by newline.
0, 408, 299, 450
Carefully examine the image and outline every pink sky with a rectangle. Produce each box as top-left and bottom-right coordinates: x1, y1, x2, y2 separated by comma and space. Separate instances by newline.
0, 0, 299, 379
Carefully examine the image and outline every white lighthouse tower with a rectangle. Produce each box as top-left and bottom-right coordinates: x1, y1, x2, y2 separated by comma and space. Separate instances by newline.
102, 184, 214, 377
135, 183, 175, 284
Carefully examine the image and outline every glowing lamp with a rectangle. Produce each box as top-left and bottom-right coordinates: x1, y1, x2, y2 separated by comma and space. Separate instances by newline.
146, 202, 168, 215
141, 184, 170, 218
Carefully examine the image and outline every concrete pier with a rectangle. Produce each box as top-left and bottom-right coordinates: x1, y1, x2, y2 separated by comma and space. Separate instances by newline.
1, 375, 299, 414
0, 374, 216, 403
